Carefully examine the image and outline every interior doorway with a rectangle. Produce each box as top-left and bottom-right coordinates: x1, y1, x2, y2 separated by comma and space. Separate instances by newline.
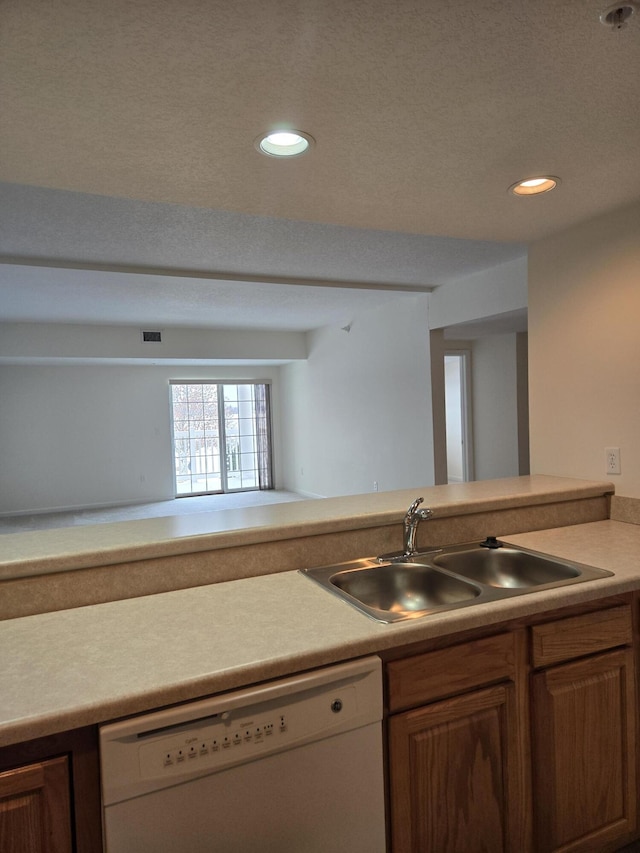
430, 313, 528, 486
444, 352, 473, 483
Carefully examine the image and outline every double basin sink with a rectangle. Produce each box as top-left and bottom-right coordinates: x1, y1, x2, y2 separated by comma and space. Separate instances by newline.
301, 540, 613, 623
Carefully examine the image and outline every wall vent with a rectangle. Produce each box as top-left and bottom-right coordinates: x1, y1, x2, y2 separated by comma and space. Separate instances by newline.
141, 330, 162, 343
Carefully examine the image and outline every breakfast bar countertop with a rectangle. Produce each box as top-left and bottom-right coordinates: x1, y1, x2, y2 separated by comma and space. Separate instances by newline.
0, 475, 616, 580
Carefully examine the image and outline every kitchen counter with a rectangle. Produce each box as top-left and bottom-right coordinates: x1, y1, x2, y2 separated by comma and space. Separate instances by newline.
2, 516, 640, 749
0, 475, 614, 580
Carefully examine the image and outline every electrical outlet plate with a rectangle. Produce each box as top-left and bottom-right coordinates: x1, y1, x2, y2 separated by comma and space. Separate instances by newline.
605, 447, 621, 475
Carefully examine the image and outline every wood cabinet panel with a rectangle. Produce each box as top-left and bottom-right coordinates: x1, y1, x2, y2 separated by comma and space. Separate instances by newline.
0, 727, 102, 853
530, 605, 632, 668
0, 756, 72, 853
387, 632, 515, 712
532, 647, 637, 852
389, 682, 524, 853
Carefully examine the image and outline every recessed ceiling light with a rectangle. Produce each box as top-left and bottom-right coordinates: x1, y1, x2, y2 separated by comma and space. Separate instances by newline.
256, 130, 314, 157
509, 176, 560, 196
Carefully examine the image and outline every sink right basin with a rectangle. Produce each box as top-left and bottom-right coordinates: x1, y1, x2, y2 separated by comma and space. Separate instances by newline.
431, 547, 581, 589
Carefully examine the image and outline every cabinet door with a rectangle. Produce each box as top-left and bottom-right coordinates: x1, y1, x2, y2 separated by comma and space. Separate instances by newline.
532, 647, 637, 852
389, 682, 524, 853
0, 756, 72, 853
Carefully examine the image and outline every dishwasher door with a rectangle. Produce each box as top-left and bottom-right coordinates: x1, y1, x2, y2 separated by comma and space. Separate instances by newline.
99, 656, 386, 853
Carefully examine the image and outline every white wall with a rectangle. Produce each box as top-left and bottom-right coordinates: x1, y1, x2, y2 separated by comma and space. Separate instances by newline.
0, 364, 283, 514
471, 334, 520, 481
529, 198, 640, 496
280, 295, 434, 497
0, 322, 306, 363
429, 256, 527, 330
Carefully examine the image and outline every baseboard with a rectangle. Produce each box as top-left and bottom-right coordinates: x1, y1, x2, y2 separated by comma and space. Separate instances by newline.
0, 497, 172, 518
292, 489, 326, 500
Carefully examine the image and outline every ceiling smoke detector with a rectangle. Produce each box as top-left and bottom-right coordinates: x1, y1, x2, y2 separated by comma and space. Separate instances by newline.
600, 2, 638, 29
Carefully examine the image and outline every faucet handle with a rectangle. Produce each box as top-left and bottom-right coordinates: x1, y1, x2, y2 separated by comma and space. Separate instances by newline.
406, 497, 424, 517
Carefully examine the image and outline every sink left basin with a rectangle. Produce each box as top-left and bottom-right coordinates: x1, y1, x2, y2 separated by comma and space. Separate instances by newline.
301, 559, 481, 623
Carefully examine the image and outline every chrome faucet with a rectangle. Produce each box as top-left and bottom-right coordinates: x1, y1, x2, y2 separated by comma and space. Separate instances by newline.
403, 497, 432, 557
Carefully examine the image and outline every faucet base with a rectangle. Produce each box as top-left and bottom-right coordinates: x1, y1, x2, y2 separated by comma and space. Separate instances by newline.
376, 549, 442, 563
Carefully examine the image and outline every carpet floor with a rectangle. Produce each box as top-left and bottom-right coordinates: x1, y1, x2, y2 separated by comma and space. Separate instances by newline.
0, 490, 308, 534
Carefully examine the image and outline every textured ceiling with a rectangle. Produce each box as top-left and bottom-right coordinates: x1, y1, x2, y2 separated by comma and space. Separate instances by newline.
1, 0, 639, 331
0, 263, 422, 330
0, 183, 525, 331
2, 0, 639, 242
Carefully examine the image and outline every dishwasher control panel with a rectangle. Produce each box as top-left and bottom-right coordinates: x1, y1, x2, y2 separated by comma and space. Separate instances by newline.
141, 710, 290, 779
100, 656, 383, 806
161, 716, 281, 766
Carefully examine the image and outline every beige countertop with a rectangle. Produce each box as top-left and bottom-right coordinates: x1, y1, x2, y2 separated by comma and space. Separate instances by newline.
0, 475, 614, 580
2, 516, 639, 750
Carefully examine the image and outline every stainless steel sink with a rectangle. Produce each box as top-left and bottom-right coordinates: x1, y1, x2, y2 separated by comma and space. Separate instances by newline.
300, 542, 613, 623
331, 562, 481, 621
432, 546, 581, 588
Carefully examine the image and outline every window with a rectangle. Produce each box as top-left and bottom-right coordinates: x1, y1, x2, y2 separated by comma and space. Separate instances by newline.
170, 382, 273, 496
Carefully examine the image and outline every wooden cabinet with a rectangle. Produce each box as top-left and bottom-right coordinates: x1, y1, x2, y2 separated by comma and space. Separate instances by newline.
0, 756, 72, 853
0, 727, 102, 853
389, 683, 522, 852
387, 632, 531, 853
530, 607, 637, 852
386, 599, 638, 853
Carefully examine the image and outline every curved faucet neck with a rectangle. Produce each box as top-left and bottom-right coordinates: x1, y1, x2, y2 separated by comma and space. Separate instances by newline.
403, 497, 432, 556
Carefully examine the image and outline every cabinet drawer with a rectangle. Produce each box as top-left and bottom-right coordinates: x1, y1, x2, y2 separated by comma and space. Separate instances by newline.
387, 632, 516, 713
530, 604, 632, 669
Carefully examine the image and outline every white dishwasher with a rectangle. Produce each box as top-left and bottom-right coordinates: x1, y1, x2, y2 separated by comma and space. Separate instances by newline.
99, 656, 386, 853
